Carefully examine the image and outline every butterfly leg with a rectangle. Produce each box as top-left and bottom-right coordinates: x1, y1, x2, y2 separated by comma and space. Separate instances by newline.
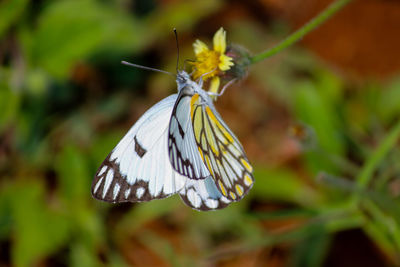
196, 67, 218, 86
207, 78, 237, 98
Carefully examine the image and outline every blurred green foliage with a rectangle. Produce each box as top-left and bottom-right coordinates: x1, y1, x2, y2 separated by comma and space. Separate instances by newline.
1, 0, 400, 266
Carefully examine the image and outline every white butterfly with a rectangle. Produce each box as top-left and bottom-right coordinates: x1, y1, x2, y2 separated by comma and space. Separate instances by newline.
91, 70, 254, 211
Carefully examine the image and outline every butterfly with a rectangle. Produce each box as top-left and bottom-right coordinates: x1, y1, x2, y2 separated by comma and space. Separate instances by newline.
91, 69, 254, 211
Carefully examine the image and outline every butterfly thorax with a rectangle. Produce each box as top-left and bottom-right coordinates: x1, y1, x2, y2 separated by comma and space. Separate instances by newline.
176, 70, 211, 105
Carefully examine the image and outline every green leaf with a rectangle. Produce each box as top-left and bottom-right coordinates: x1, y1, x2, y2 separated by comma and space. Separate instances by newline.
293, 80, 345, 174
30, 0, 144, 78
0, 183, 13, 240
11, 182, 70, 267
289, 225, 331, 267
252, 167, 321, 207
0, 79, 21, 132
378, 78, 400, 122
144, 0, 222, 35
70, 241, 101, 267
0, 0, 29, 38
55, 145, 91, 204
54, 143, 104, 253
116, 196, 181, 236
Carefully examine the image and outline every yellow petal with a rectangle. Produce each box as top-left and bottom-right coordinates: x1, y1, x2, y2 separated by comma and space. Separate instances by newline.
213, 27, 226, 53
219, 54, 234, 71
193, 40, 209, 55
209, 76, 220, 94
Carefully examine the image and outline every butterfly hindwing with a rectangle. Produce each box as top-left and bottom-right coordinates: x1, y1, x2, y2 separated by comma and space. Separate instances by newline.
92, 94, 187, 203
190, 97, 254, 201
179, 176, 231, 211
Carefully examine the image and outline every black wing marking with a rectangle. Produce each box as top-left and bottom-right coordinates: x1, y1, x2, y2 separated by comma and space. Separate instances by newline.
92, 154, 167, 202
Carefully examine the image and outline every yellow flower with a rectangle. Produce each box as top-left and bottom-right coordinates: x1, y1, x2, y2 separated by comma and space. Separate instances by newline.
191, 27, 234, 93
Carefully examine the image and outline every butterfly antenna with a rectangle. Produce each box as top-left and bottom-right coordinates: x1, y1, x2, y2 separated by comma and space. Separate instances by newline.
121, 61, 175, 76
174, 28, 180, 72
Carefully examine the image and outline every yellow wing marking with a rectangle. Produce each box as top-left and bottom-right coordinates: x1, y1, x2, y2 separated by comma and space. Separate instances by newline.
204, 114, 220, 156
205, 155, 213, 175
235, 185, 243, 196
190, 94, 200, 117
198, 147, 204, 161
200, 134, 208, 151
191, 96, 202, 143
240, 158, 253, 173
218, 180, 227, 196
205, 106, 234, 143
221, 146, 228, 155
244, 174, 253, 186
230, 191, 237, 200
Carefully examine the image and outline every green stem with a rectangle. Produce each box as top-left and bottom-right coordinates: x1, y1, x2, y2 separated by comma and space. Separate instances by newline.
250, 0, 352, 64
362, 199, 400, 255
356, 120, 400, 189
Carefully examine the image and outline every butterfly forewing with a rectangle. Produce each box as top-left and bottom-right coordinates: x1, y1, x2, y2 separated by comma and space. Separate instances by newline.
92, 94, 187, 203
168, 87, 211, 180
190, 96, 254, 201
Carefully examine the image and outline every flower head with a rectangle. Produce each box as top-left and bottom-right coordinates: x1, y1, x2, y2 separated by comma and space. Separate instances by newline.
191, 28, 234, 93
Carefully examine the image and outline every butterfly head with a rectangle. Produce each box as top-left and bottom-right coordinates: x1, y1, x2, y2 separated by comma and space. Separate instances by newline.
176, 70, 192, 91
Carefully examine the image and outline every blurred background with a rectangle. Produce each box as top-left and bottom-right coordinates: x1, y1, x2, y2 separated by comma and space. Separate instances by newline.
1, 0, 400, 266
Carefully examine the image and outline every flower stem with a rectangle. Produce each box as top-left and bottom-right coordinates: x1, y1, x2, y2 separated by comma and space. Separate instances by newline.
356, 120, 400, 189
250, 0, 352, 64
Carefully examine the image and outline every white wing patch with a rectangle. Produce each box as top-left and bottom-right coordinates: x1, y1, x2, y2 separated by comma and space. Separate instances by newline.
124, 188, 131, 199
136, 187, 145, 198
179, 177, 231, 211
91, 94, 187, 203
113, 183, 120, 200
